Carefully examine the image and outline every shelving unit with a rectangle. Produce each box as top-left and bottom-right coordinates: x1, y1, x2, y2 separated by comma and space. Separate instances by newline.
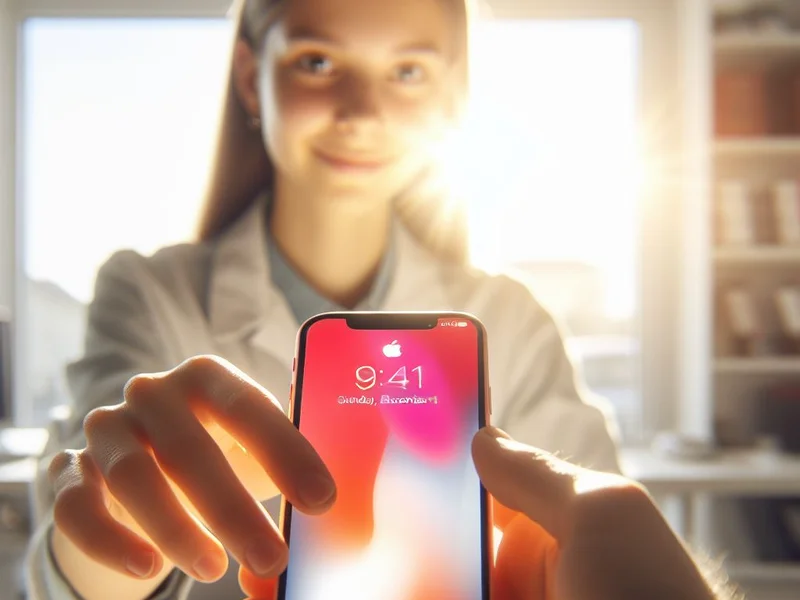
714, 246, 800, 263
714, 357, 800, 373
715, 32, 800, 53
715, 137, 800, 156
621, 446, 800, 600
715, 31, 800, 72
704, 6, 800, 598
727, 561, 800, 585
716, 32, 800, 59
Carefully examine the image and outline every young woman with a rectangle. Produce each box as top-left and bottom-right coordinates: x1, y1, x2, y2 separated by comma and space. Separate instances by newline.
21, 0, 697, 598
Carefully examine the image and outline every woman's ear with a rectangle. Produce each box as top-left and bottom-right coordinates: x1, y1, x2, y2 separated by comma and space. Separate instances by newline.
232, 38, 262, 120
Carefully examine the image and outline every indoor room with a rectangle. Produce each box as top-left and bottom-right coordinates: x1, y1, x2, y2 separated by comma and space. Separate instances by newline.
1, 0, 799, 599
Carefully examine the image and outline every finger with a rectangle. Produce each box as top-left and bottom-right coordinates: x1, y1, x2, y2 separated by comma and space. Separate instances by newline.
492, 495, 519, 532
125, 373, 288, 578
174, 355, 336, 513
492, 513, 558, 600
49, 449, 164, 579
84, 406, 229, 582
238, 566, 278, 598
472, 427, 580, 543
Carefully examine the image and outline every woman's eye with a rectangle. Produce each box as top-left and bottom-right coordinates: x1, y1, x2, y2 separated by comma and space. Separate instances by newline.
393, 63, 427, 84
296, 54, 334, 76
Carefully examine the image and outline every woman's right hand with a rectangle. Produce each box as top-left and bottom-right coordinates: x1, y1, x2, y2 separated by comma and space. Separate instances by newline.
47, 355, 336, 584
472, 428, 718, 600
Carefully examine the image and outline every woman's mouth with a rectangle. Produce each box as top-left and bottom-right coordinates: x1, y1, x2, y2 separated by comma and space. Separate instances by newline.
313, 149, 391, 172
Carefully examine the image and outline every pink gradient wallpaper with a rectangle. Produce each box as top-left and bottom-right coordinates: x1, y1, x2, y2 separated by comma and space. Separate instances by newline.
281, 316, 487, 600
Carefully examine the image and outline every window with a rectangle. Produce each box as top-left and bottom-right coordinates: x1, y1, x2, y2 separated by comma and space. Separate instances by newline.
11, 2, 683, 445
462, 20, 642, 439
18, 18, 232, 425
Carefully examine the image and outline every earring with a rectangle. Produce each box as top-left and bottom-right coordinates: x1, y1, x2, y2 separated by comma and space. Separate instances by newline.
248, 115, 262, 131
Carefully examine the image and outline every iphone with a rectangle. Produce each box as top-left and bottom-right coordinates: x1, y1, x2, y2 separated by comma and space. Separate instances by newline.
277, 311, 492, 600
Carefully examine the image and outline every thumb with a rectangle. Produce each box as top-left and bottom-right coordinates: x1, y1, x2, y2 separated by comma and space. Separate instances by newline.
472, 427, 580, 544
238, 566, 278, 599
493, 512, 559, 600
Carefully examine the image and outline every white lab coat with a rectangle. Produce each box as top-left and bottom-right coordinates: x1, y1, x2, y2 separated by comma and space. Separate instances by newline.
26, 198, 620, 599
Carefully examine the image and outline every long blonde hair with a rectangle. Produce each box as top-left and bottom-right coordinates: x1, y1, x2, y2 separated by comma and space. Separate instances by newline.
196, 0, 471, 263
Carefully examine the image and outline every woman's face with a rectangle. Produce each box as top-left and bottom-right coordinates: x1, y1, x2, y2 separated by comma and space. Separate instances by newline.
257, 0, 460, 202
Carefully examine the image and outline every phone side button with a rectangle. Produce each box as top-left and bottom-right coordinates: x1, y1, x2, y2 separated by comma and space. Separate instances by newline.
488, 386, 493, 415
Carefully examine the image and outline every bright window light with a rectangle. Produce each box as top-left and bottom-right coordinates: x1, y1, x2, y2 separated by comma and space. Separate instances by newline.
21, 18, 642, 438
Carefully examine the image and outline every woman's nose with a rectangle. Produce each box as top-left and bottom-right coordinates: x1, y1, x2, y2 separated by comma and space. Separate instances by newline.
334, 73, 384, 130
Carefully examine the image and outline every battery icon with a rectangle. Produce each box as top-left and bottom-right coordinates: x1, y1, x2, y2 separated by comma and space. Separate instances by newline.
456, 322, 468, 328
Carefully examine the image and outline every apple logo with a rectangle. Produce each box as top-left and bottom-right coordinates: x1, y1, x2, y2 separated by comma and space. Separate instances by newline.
382, 340, 402, 358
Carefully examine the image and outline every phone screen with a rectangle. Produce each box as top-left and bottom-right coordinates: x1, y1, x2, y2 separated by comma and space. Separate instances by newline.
279, 313, 490, 600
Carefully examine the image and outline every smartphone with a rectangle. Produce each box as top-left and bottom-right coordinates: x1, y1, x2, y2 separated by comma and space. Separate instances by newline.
277, 311, 492, 600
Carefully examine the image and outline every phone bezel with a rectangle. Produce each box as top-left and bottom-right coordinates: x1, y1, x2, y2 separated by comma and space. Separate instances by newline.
277, 311, 492, 600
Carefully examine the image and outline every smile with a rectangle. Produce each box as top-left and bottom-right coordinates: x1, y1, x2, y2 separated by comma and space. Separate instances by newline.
313, 149, 390, 172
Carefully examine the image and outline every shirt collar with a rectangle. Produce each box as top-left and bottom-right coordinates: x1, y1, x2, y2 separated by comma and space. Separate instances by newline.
265, 215, 397, 325
208, 194, 452, 345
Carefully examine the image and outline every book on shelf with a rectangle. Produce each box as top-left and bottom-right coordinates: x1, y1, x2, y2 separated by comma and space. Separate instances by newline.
775, 285, 800, 352
726, 287, 761, 336
717, 285, 764, 356
715, 70, 769, 137
715, 65, 800, 137
773, 180, 800, 245
717, 181, 756, 245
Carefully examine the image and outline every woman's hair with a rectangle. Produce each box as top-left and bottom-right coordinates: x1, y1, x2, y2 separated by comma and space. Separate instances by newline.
195, 0, 472, 263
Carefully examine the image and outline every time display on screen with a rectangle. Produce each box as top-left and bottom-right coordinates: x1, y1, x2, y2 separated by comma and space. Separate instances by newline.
355, 365, 423, 390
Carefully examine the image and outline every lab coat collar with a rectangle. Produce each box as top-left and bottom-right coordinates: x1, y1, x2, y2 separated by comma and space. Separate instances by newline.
207, 195, 453, 362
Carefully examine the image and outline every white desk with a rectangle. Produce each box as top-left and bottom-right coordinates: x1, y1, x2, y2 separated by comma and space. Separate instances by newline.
621, 447, 800, 595
0, 458, 37, 600
0, 457, 37, 496
621, 447, 800, 543
621, 447, 800, 497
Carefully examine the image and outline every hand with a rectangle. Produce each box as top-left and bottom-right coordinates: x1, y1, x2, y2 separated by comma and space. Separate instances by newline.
240, 427, 717, 600
473, 427, 716, 600
48, 355, 337, 583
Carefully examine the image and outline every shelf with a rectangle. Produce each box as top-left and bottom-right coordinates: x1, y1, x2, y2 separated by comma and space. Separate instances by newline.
715, 138, 800, 156
715, 33, 800, 54
727, 562, 800, 584
0, 457, 36, 495
714, 357, 800, 374
714, 246, 800, 263
620, 447, 800, 495
715, 33, 800, 69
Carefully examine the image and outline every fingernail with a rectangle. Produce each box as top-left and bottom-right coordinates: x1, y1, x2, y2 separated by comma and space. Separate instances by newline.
483, 426, 512, 440
126, 552, 156, 578
298, 472, 336, 507
193, 554, 222, 582
246, 539, 282, 576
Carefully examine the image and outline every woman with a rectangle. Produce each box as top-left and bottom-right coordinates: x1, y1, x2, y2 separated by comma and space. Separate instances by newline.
26, 0, 629, 598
